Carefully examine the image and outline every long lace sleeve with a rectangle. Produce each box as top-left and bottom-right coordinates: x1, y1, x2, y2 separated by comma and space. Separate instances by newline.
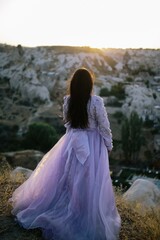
95, 97, 113, 151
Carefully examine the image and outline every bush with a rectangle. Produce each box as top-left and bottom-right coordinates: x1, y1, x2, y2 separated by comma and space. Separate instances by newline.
121, 111, 143, 162
125, 76, 134, 82
113, 111, 124, 124
107, 100, 123, 107
0, 124, 22, 152
110, 83, 125, 100
99, 83, 125, 100
144, 150, 153, 161
153, 93, 157, 99
100, 83, 125, 100
116, 191, 160, 240
143, 116, 154, 128
99, 87, 110, 97
24, 122, 58, 152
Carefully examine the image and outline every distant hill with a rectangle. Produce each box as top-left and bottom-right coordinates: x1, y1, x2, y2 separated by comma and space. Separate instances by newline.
0, 44, 160, 164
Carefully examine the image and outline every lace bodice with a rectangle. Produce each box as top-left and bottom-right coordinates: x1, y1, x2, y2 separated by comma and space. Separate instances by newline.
63, 95, 113, 151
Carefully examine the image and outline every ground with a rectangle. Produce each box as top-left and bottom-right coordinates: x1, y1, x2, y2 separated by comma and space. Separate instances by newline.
0, 163, 160, 240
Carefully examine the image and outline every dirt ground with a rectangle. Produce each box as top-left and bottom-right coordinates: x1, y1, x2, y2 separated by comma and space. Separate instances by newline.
0, 215, 43, 240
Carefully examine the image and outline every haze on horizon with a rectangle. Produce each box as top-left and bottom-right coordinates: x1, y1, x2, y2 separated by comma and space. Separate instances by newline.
0, 0, 160, 49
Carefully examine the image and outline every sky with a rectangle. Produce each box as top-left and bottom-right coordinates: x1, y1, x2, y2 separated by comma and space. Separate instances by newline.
0, 0, 160, 49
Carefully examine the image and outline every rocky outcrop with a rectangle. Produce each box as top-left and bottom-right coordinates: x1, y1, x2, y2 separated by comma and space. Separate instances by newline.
0, 154, 11, 172
0, 150, 44, 170
0, 44, 160, 158
10, 166, 33, 180
123, 178, 160, 208
20, 82, 50, 103
122, 85, 159, 119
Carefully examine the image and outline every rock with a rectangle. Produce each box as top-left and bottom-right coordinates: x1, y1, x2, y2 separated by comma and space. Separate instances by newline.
123, 179, 160, 208
122, 85, 156, 118
20, 83, 50, 103
106, 76, 124, 84
10, 166, 33, 180
115, 62, 124, 71
0, 155, 11, 172
0, 45, 160, 166
1, 150, 44, 170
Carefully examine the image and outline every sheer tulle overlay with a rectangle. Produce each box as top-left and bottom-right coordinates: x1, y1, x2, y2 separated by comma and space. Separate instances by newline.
10, 96, 121, 240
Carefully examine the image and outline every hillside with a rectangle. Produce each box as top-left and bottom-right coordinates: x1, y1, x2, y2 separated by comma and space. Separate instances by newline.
0, 166, 160, 240
0, 44, 160, 166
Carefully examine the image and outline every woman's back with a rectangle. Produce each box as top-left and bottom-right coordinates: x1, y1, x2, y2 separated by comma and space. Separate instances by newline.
10, 69, 121, 240
63, 95, 113, 152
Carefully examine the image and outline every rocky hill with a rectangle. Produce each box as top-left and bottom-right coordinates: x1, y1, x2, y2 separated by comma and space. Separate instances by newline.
0, 44, 160, 164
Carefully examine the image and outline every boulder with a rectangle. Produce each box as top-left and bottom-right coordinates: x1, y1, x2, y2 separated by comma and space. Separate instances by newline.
123, 178, 160, 208
20, 83, 50, 103
0, 155, 11, 172
10, 166, 33, 181
122, 85, 155, 118
1, 150, 44, 170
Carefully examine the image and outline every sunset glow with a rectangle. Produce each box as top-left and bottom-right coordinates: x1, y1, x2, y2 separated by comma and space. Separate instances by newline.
0, 0, 160, 48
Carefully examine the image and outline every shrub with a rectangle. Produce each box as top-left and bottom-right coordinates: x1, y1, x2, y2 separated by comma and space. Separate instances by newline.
99, 87, 110, 97
125, 76, 134, 82
121, 111, 143, 162
144, 150, 153, 161
100, 83, 125, 100
107, 100, 123, 107
116, 191, 160, 240
110, 83, 125, 100
24, 122, 58, 152
143, 117, 154, 128
0, 124, 22, 152
153, 93, 157, 99
113, 111, 125, 124
113, 111, 124, 119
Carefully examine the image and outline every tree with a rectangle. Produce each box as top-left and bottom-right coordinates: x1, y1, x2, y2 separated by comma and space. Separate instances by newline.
99, 87, 110, 97
121, 117, 131, 161
110, 83, 125, 100
129, 112, 143, 161
17, 44, 24, 57
24, 122, 58, 152
121, 111, 143, 162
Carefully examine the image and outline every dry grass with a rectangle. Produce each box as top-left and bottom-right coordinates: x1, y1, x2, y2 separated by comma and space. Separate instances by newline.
0, 163, 160, 240
0, 161, 43, 240
116, 188, 160, 240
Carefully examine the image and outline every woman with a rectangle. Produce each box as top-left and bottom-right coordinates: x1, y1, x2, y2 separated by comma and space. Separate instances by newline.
10, 68, 121, 240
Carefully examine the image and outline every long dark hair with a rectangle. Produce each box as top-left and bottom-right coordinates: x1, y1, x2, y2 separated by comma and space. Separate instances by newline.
67, 68, 94, 129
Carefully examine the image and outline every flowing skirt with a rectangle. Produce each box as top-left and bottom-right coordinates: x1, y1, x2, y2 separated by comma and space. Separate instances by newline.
10, 129, 121, 240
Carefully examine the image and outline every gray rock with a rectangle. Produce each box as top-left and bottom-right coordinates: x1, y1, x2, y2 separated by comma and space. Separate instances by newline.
0, 155, 11, 171
1, 150, 44, 170
10, 166, 33, 180
123, 178, 160, 208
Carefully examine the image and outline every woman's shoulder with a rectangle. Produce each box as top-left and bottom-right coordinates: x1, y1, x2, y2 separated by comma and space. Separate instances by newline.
63, 95, 70, 101
91, 95, 104, 104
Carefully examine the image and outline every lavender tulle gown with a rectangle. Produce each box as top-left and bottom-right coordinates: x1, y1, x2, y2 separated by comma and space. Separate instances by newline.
10, 95, 121, 240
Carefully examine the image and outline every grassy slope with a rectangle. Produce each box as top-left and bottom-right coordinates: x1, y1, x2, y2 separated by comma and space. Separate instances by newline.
0, 165, 160, 240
